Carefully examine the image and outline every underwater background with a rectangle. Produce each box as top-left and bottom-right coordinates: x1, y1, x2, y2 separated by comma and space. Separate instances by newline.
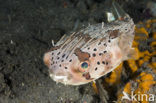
0, 0, 155, 103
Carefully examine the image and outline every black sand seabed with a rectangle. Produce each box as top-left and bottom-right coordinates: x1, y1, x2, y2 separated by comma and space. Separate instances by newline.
0, 0, 155, 103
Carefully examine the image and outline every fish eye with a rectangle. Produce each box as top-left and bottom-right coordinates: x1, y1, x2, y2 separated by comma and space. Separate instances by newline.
81, 62, 88, 69
79, 61, 89, 72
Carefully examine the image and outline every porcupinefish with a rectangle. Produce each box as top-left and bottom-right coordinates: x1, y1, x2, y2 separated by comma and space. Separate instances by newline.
43, 2, 136, 85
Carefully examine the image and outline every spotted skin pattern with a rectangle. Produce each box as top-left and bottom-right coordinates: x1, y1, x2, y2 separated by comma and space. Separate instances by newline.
43, 14, 135, 85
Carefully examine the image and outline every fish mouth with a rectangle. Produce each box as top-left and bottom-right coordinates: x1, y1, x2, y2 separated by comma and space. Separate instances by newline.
104, 1, 127, 22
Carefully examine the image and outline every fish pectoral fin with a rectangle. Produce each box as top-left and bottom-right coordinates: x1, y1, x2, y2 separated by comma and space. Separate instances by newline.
126, 48, 138, 60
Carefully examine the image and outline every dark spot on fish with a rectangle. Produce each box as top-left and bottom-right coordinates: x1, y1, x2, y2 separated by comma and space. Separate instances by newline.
66, 56, 68, 59
59, 64, 61, 67
62, 54, 65, 58
92, 53, 96, 57
97, 61, 100, 65
95, 67, 98, 71
61, 60, 64, 62
109, 30, 120, 39
56, 61, 57, 64
74, 48, 90, 62
51, 57, 53, 60
93, 48, 97, 51
88, 47, 90, 50
104, 43, 107, 46
108, 40, 111, 42
102, 61, 105, 64
106, 62, 108, 65
65, 67, 68, 69
57, 57, 59, 59
99, 53, 102, 56
69, 59, 72, 62
57, 52, 60, 55
52, 53, 54, 55
88, 55, 90, 57
104, 51, 107, 53
98, 42, 101, 45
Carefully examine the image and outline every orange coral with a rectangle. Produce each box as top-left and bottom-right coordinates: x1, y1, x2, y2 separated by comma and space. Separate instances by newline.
92, 82, 98, 94
127, 60, 138, 73
117, 19, 156, 103
152, 32, 156, 40
134, 73, 156, 103
105, 63, 123, 85
135, 27, 149, 37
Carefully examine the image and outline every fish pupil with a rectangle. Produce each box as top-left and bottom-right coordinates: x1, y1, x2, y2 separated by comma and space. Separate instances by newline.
81, 62, 88, 69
